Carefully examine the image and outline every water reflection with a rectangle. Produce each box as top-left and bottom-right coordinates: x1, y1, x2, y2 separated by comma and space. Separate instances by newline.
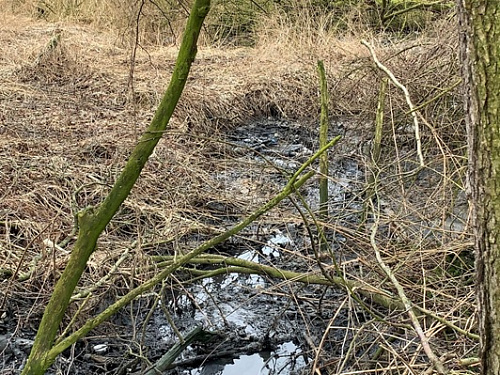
187, 341, 305, 375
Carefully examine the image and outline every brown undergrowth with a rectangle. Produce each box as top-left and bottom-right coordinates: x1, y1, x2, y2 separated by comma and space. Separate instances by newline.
0, 7, 475, 375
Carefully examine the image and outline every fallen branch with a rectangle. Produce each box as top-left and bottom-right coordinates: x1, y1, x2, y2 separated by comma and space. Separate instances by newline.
149, 255, 477, 343
144, 326, 220, 375
152, 254, 408, 311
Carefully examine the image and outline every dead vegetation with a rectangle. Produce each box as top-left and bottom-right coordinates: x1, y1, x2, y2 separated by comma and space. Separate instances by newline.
0, 3, 475, 375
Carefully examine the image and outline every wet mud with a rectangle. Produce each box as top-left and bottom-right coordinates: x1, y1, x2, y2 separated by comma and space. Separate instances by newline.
1, 118, 362, 375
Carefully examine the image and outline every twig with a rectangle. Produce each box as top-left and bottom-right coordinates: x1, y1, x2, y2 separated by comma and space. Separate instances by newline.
159, 281, 184, 342
70, 246, 131, 301
312, 298, 348, 374
127, 0, 146, 141
361, 40, 425, 168
56, 297, 91, 345
412, 304, 479, 341
0, 222, 51, 309
153, 253, 477, 341
368, 198, 447, 374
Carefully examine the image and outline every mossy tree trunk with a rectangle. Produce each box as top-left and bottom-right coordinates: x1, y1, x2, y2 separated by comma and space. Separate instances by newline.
458, 0, 500, 373
21, 1, 210, 374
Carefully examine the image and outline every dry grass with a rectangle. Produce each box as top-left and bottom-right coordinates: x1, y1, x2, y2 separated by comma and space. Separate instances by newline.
0, 5, 475, 375
0, 0, 189, 45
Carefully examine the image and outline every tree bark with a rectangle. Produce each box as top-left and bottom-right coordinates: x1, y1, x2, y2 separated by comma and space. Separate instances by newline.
458, 0, 500, 373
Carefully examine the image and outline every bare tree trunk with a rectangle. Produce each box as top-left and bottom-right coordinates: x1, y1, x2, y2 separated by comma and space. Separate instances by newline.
458, 0, 500, 373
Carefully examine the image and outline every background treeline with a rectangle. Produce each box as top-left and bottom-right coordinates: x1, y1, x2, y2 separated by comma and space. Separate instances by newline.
5, 0, 455, 45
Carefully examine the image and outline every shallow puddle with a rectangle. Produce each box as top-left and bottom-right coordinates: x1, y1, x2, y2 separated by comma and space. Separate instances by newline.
186, 341, 306, 375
